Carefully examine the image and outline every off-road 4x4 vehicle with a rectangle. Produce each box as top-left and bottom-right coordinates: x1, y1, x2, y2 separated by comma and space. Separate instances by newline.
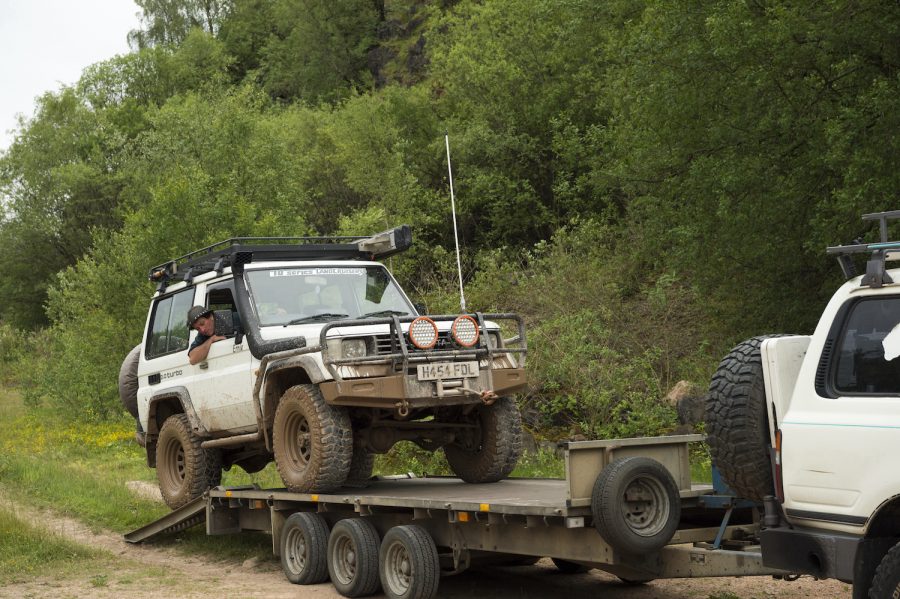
706, 210, 900, 598
124, 226, 527, 509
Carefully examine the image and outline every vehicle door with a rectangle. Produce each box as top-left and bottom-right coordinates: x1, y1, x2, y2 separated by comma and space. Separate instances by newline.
782, 295, 900, 521
185, 277, 255, 435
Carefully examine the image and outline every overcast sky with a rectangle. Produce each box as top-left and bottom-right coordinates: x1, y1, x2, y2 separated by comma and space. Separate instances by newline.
0, 0, 141, 152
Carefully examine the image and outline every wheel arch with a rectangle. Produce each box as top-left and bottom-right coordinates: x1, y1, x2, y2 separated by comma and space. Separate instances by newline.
146, 386, 202, 467
260, 358, 324, 429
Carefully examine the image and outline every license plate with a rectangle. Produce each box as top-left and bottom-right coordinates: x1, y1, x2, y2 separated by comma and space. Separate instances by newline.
416, 361, 479, 381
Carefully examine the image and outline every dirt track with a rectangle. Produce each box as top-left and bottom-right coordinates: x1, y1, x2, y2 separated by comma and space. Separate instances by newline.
0, 488, 851, 598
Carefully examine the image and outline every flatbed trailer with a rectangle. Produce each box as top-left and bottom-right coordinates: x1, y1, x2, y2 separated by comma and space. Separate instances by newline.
126, 434, 790, 598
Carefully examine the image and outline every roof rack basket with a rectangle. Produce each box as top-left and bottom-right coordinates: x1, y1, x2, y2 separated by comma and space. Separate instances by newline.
827, 211, 900, 288
148, 225, 412, 291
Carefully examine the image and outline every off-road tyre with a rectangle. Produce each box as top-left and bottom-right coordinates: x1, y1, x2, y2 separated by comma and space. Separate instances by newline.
273, 384, 352, 493
591, 456, 680, 555
156, 414, 222, 510
706, 335, 787, 502
379, 525, 440, 599
118, 344, 141, 418
328, 518, 381, 597
870, 541, 900, 599
347, 443, 375, 487
443, 397, 523, 483
280, 512, 329, 585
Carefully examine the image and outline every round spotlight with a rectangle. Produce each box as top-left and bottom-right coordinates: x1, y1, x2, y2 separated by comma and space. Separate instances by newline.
408, 316, 438, 349
451, 315, 480, 347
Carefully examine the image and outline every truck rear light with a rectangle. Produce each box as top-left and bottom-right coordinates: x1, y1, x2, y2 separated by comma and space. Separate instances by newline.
774, 429, 785, 503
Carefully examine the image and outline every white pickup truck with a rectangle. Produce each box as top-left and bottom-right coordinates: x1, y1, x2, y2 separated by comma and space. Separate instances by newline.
706, 210, 900, 599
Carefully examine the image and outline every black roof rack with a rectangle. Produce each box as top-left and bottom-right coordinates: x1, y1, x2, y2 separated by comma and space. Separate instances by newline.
827, 211, 900, 288
149, 225, 412, 292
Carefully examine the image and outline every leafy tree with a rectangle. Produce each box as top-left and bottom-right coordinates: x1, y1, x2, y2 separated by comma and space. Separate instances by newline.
259, 0, 381, 103
129, 0, 233, 48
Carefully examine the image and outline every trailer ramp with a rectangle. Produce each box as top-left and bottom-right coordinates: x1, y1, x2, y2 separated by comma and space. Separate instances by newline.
124, 495, 206, 543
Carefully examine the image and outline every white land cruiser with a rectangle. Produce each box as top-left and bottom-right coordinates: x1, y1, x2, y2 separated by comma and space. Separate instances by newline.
128, 226, 527, 509
706, 211, 900, 599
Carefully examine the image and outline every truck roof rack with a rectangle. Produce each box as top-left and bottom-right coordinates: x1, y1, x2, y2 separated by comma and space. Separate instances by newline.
827, 211, 900, 288
148, 225, 412, 291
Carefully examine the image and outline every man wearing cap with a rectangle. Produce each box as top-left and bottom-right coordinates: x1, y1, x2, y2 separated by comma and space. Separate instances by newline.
187, 306, 226, 365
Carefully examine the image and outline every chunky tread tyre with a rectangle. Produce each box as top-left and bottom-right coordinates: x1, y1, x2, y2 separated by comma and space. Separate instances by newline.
156, 414, 222, 510
118, 344, 141, 418
273, 384, 353, 493
346, 443, 375, 487
706, 335, 786, 501
328, 518, 381, 597
591, 456, 680, 555
379, 525, 440, 599
280, 512, 329, 585
443, 397, 523, 483
870, 541, 900, 599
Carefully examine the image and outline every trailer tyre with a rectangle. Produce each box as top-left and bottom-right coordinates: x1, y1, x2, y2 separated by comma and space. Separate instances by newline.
591, 456, 680, 555
328, 518, 381, 597
443, 396, 523, 483
156, 414, 222, 510
280, 512, 329, 585
706, 335, 786, 501
273, 384, 353, 493
869, 540, 900, 599
379, 525, 440, 599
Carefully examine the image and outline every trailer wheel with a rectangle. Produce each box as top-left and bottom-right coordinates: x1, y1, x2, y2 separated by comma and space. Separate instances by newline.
379, 525, 440, 599
870, 540, 900, 599
706, 335, 786, 501
551, 558, 589, 573
156, 414, 221, 510
280, 512, 329, 585
591, 456, 680, 555
328, 518, 381, 597
443, 397, 523, 483
273, 384, 352, 492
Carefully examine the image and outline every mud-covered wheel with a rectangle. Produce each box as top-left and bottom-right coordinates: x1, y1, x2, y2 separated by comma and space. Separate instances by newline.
156, 414, 222, 510
379, 525, 440, 599
273, 384, 352, 492
346, 442, 375, 487
280, 512, 329, 585
706, 335, 786, 502
870, 541, 900, 599
591, 456, 680, 555
443, 397, 523, 483
118, 344, 141, 418
328, 518, 381, 597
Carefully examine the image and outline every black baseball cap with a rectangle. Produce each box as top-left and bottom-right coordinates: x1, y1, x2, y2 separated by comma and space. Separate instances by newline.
187, 305, 212, 328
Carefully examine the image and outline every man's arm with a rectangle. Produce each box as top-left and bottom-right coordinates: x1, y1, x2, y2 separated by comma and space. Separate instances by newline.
188, 335, 225, 365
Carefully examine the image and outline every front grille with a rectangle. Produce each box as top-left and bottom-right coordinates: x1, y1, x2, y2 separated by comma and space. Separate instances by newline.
373, 331, 470, 355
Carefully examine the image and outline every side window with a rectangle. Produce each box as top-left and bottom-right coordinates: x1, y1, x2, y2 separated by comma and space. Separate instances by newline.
833, 297, 900, 395
146, 289, 195, 359
207, 279, 236, 312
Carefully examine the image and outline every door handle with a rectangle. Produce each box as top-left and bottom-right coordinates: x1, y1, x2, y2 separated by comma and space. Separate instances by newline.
199, 361, 209, 370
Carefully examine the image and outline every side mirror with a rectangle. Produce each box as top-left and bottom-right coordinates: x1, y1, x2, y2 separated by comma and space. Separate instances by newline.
413, 302, 427, 315
213, 310, 237, 337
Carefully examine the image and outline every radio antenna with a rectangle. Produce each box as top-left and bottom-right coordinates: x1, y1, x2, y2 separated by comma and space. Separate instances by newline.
444, 131, 467, 313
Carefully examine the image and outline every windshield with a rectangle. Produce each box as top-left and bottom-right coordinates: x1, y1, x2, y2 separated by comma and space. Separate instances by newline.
245, 266, 414, 326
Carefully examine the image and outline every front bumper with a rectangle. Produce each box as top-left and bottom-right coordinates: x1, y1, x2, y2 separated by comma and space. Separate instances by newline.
319, 367, 527, 408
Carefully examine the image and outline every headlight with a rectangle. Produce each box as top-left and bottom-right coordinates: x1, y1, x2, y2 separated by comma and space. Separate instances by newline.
408, 316, 438, 349
326, 338, 369, 359
451, 315, 479, 347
